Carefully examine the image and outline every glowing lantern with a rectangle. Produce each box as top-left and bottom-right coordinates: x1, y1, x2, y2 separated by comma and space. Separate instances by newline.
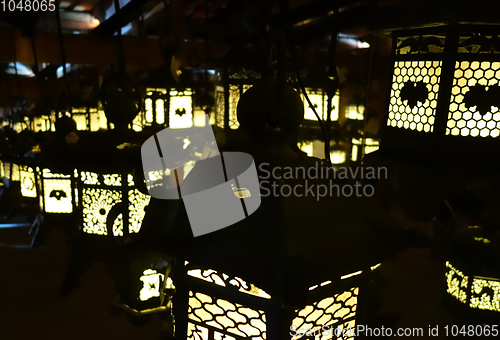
215, 69, 260, 131
351, 138, 380, 162
298, 140, 347, 165
173, 261, 378, 339
444, 225, 500, 320
32, 115, 52, 132
3, 162, 21, 183
39, 169, 77, 214
20, 165, 39, 198
79, 171, 150, 236
383, 24, 500, 160
345, 100, 365, 121
134, 87, 197, 131
71, 106, 107, 132
301, 88, 340, 122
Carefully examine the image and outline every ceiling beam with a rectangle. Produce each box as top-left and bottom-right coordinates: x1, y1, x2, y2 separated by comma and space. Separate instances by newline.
0, 27, 164, 68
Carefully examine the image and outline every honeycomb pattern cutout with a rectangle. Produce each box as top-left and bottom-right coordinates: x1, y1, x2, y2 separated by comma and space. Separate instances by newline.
446, 61, 500, 137
387, 61, 442, 132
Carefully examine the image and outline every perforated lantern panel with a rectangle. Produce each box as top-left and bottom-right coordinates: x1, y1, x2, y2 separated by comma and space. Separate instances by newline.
80, 171, 150, 236
292, 286, 358, 340
445, 261, 500, 313
41, 169, 74, 214
183, 265, 365, 340
385, 26, 500, 160
387, 61, 442, 132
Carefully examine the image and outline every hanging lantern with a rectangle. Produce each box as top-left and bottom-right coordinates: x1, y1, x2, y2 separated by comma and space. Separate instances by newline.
32, 115, 52, 133
301, 88, 340, 122
70, 106, 107, 132
381, 24, 500, 161
345, 99, 365, 121
19, 165, 39, 199
444, 225, 500, 321
351, 138, 380, 162
298, 140, 347, 165
133, 87, 199, 131
37, 168, 78, 214
79, 171, 150, 236
174, 261, 379, 340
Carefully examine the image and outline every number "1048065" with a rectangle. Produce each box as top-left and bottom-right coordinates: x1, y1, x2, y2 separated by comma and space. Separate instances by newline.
1, 0, 56, 11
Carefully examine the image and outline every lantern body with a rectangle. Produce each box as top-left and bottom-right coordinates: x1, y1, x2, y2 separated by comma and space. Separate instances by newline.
33, 116, 52, 132
445, 260, 500, 314
40, 169, 76, 214
351, 138, 380, 162
301, 88, 340, 122
176, 261, 371, 340
215, 70, 261, 130
2, 162, 21, 183
383, 24, 500, 161
79, 171, 150, 236
20, 165, 39, 198
136, 88, 196, 131
72, 107, 107, 132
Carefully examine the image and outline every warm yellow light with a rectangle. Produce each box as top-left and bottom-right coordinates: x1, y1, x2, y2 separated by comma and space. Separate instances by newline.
445, 261, 469, 304
341, 271, 362, 280
187, 268, 271, 299
387, 60, 441, 132
11, 163, 20, 181
351, 138, 380, 162
169, 90, 193, 129
139, 269, 165, 301
81, 172, 150, 235
20, 166, 37, 198
298, 141, 314, 157
33, 116, 51, 132
302, 88, 339, 121
446, 61, 500, 137
345, 104, 364, 120
470, 277, 500, 312
330, 150, 346, 164
42, 169, 73, 213
292, 287, 358, 340
188, 291, 267, 340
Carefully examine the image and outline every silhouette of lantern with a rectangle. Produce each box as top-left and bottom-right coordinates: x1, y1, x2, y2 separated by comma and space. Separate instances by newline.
133, 87, 196, 131
444, 225, 500, 320
38, 168, 77, 214
173, 261, 378, 340
301, 88, 340, 123
79, 172, 150, 236
382, 24, 500, 161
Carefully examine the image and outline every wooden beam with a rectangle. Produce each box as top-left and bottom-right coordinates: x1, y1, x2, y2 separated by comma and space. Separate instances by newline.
0, 27, 164, 68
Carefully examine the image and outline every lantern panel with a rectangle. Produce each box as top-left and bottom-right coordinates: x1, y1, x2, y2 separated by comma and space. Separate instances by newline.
169, 90, 193, 129
187, 269, 271, 299
215, 86, 225, 129
42, 170, 74, 214
33, 116, 51, 132
387, 60, 442, 132
20, 165, 37, 198
302, 88, 339, 121
187, 291, 267, 340
82, 187, 122, 235
72, 108, 88, 131
351, 138, 380, 162
345, 104, 364, 120
470, 278, 500, 312
10, 163, 20, 181
445, 261, 469, 304
291, 287, 358, 340
3, 162, 11, 180
128, 188, 151, 234
139, 269, 166, 302
446, 61, 500, 137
